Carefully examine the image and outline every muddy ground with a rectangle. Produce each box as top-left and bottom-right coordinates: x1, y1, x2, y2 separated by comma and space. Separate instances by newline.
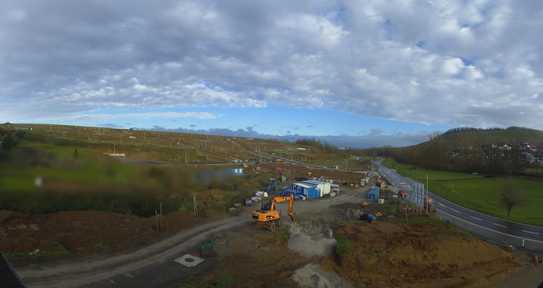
0, 209, 207, 266
2, 182, 537, 288
174, 187, 525, 288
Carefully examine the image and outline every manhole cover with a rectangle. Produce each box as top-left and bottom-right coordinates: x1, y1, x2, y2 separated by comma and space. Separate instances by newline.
174, 254, 204, 267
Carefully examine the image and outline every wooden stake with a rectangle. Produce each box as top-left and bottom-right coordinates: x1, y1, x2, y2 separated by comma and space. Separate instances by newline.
193, 194, 198, 217
159, 202, 163, 232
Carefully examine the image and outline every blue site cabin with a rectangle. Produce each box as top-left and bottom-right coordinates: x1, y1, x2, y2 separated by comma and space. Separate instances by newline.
368, 186, 380, 201
292, 182, 320, 199
280, 182, 320, 200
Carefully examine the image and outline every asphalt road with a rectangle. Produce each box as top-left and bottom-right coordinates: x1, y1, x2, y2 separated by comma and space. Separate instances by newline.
373, 160, 543, 250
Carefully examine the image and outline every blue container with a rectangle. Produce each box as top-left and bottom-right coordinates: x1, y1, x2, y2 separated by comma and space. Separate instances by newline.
280, 182, 322, 200
368, 186, 380, 201
305, 187, 320, 199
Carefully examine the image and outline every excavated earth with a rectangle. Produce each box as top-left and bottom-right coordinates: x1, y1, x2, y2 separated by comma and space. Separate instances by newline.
321, 220, 519, 288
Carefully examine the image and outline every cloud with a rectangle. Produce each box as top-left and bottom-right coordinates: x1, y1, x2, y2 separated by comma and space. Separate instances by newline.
28, 111, 217, 124
1, 0, 543, 129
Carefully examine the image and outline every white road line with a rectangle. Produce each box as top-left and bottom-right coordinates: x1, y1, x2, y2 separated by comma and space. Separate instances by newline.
438, 202, 445, 207
438, 209, 543, 244
449, 207, 460, 214
470, 216, 483, 221
522, 230, 540, 235
492, 223, 507, 228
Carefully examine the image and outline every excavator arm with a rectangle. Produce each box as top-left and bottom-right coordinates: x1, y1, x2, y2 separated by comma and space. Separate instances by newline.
270, 195, 296, 223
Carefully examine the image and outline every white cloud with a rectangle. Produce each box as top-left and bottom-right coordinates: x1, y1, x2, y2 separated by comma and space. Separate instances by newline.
442, 58, 465, 75
1, 0, 543, 129
465, 65, 484, 80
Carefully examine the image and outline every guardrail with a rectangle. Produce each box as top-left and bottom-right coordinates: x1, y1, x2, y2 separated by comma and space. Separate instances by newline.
437, 208, 543, 252
374, 162, 543, 253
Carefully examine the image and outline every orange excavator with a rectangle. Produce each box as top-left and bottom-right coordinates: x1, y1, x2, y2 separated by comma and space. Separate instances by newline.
252, 194, 295, 231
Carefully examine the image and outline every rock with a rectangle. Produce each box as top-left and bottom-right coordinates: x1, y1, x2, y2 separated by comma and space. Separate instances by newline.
292, 263, 353, 288
288, 225, 336, 258
16, 224, 27, 230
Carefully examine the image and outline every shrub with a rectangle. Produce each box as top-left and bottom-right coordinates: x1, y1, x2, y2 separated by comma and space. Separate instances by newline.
335, 234, 352, 257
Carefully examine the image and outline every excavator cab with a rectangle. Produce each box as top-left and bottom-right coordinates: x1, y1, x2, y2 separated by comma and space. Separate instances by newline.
260, 199, 272, 211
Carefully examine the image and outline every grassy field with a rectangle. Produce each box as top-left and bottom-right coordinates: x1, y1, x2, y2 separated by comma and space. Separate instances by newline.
382, 158, 543, 225
0, 123, 359, 217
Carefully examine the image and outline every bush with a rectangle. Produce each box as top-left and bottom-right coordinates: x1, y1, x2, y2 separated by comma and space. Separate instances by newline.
335, 234, 352, 257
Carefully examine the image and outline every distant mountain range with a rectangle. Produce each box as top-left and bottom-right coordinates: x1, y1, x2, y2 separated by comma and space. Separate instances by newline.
143, 126, 431, 149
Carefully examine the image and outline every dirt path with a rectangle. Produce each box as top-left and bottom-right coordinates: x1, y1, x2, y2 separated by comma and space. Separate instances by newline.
19, 216, 250, 288
18, 189, 366, 288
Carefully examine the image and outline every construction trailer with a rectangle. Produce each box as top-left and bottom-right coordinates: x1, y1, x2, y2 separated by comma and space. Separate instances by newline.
281, 179, 331, 200
303, 179, 331, 197
289, 182, 320, 200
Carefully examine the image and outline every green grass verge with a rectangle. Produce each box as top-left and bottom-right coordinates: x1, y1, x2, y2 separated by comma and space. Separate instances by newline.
382, 158, 543, 225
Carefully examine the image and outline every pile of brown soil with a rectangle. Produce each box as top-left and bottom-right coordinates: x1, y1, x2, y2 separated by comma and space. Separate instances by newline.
0, 209, 198, 261
322, 220, 519, 288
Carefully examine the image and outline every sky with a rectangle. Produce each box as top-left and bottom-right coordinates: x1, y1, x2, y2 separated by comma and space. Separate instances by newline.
1, 0, 543, 146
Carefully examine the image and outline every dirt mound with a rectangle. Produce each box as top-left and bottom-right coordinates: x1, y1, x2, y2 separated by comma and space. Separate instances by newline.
197, 226, 309, 288
292, 263, 353, 288
0, 210, 198, 262
323, 220, 519, 288
288, 225, 336, 258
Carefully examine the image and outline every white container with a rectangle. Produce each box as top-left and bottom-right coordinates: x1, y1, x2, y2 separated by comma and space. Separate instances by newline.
378, 198, 385, 204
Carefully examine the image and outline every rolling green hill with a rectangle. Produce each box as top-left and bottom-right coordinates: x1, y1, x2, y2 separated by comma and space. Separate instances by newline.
367, 127, 543, 176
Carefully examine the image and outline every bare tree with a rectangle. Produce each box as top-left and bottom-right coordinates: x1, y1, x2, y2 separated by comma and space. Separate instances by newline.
500, 178, 524, 217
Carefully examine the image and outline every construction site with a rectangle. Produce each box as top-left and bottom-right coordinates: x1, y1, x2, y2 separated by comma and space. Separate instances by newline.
0, 124, 541, 288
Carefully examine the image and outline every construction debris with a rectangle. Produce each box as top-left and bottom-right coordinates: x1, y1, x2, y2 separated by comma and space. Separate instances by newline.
292, 263, 353, 288
288, 223, 336, 258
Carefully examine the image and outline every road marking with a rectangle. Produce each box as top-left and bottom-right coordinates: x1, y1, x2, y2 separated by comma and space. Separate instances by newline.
448, 207, 460, 214
124, 273, 134, 278
492, 223, 507, 228
470, 216, 483, 221
522, 230, 540, 235
438, 209, 543, 244
438, 202, 445, 207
